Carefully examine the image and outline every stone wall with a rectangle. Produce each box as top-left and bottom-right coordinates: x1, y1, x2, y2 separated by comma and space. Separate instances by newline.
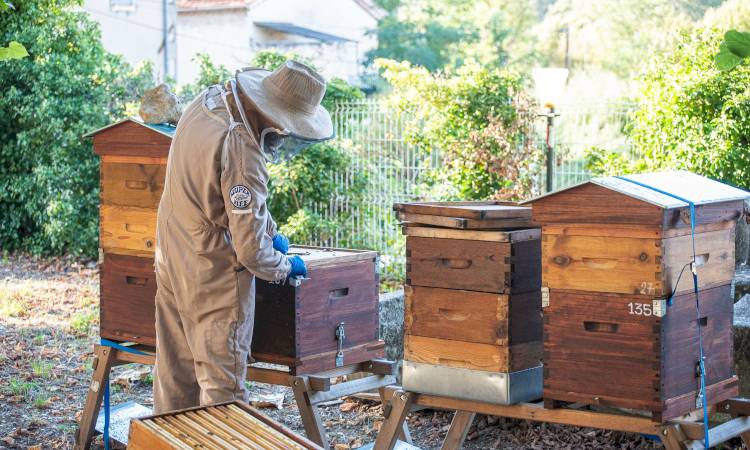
379, 289, 404, 362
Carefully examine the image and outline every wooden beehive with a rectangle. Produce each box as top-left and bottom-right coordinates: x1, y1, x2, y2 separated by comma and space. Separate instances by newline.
252, 246, 384, 373
86, 119, 172, 346
86, 119, 383, 373
397, 202, 543, 404
128, 401, 323, 450
525, 171, 749, 420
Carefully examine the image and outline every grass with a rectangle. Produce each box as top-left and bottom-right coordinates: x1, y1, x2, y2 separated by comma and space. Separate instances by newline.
31, 359, 54, 379
69, 310, 97, 334
33, 334, 46, 345
142, 373, 153, 385
0, 292, 25, 318
33, 393, 49, 409
55, 423, 78, 434
6, 379, 37, 399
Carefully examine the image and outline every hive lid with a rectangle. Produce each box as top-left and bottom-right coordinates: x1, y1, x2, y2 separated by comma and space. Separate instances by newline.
83, 117, 176, 139
393, 201, 531, 220
289, 245, 377, 269
523, 170, 750, 209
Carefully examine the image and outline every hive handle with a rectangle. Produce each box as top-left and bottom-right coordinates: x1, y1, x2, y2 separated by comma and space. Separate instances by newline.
438, 308, 470, 321
439, 258, 472, 269
329, 287, 350, 300
694, 253, 710, 267
124, 179, 148, 190
581, 257, 618, 269
583, 321, 619, 333
125, 276, 148, 286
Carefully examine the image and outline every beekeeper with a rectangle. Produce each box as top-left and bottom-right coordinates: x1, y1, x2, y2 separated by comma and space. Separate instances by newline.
153, 61, 333, 413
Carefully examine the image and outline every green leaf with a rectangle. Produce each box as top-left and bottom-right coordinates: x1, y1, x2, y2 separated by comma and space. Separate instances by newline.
0, 41, 29, 61
0, 1, 13, 11
715, 42, 743, 71
725, 30, 750, 58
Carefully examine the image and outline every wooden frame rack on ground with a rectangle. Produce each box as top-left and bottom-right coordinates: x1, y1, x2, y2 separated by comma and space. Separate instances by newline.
74, 343, 402, 450
374, 387, 750, 450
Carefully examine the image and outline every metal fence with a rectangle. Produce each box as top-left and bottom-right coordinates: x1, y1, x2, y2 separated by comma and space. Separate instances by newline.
305, 99, 636, 264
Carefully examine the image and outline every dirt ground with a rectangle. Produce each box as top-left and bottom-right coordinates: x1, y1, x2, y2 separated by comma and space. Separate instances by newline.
0, 254, 738, 449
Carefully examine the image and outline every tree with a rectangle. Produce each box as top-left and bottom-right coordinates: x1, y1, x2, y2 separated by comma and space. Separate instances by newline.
0, 1, 28, 61
715, 30, 750, 71
586, 28, 750, 189
0, 0, 147, 256
378, 58, 541, 200
537, 0, 706, 78
366, 0, 542, 73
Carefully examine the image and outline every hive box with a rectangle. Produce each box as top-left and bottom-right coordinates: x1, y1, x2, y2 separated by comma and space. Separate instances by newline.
543, 285, 735, 421
525, 171, 749, 420
396, 203, 543, 405
252, 246, 384, 374
86, 119, 383, 374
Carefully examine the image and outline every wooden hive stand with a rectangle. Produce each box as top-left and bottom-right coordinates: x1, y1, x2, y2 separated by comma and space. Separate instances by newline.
373, 387, 750, 450
74, 344, 404, 450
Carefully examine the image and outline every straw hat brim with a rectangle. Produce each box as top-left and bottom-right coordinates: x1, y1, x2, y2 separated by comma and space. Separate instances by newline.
236, 68, 333, 140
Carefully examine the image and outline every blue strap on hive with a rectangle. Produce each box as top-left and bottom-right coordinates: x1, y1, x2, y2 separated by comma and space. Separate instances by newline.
99, 339, 149, 450
615, 176, 709, 449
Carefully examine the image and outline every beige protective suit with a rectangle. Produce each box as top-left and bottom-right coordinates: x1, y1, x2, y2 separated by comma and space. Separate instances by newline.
153, 81, 291, 413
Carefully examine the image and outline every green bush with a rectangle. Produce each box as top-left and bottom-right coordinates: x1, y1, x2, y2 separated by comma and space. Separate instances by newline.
588, 28, 750, 186
177, 53, 231, 103
0, 0, 149, 257
378, 58, 541, 200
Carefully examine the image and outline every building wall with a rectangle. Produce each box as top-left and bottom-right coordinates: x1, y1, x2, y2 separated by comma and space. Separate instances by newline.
176, 0, 378, 85
175, 8, 252, 84
83, 0, 177, 80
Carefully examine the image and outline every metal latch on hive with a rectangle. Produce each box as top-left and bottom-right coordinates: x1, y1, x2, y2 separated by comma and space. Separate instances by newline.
335, 322, 346, 367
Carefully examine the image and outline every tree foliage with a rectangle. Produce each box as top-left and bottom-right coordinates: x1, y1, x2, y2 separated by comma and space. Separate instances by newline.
715, 29, 750, 70
0, 0, 150, 257
378, 59, 541, 200
367, 0, 542, 73
586, 28, 750, 189
177, 53, 231, 102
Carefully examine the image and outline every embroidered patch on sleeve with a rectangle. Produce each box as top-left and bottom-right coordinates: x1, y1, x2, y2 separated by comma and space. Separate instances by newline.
229, 185, 252, 209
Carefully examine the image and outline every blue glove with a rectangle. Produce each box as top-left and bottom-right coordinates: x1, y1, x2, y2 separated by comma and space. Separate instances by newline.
272, 234, 289, 254
288, 256, 307, 279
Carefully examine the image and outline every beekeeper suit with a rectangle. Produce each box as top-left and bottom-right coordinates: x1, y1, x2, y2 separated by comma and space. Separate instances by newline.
153, 61, 333, 413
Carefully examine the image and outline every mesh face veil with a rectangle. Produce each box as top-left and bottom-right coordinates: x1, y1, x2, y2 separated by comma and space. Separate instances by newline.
259, 128, 332, 163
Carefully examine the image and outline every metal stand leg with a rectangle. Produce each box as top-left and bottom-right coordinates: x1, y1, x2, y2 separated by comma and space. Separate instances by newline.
441, 411, 476, 450
374, 391, 414, 450
74, 345, 116, 450
292, 375, 329, 448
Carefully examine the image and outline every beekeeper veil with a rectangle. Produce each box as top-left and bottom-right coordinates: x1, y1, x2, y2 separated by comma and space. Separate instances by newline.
234, 61, 334, 163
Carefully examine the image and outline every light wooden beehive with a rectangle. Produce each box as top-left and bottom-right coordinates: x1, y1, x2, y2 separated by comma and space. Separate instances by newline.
525, 170, 749, 421
128, 401, 323, 450
396, 202, 544, 405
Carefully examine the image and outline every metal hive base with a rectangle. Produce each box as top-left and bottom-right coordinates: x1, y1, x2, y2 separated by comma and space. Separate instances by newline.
402, 361, 543, 405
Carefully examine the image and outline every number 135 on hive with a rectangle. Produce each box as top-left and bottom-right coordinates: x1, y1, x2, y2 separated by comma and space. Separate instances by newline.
628, 299, 667, 318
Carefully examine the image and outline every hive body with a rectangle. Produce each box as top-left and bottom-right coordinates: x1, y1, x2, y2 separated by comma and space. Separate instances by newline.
398, 202, 543, 404
528, 173, 746, 421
